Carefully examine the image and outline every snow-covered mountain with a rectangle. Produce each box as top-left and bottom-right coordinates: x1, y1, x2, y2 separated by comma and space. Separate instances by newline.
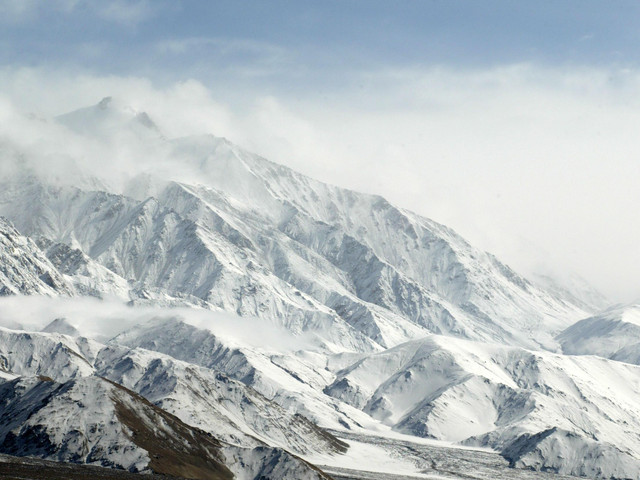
324, 334, 640, 478
56, 96, 163, 141
110, 317, 380, 431
0, 375, 232, 477
0, 325, 345, 455
0, 98, 634, 479
36, 237, 130, 300
557, 304, 640, 364
532, 271, 609, 313
0, 326, 339, 478
0, 218, 73, 297
0, 99, 591, 353
0, 375, 331, 479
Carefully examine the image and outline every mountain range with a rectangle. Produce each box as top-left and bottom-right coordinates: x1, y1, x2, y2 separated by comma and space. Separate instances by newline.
0, 98, 637, 479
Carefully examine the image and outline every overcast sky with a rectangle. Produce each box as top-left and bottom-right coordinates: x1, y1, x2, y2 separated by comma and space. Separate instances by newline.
1, 0, 639, 302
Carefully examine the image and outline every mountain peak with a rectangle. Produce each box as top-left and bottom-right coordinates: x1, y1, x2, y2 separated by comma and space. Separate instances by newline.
98, 96, 113, 110
56, 97, 163, 139
41, 318, 79, 336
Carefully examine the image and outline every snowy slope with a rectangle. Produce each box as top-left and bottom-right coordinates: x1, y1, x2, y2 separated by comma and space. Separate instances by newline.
0, 326, 95, 380
0, 178, 380, 351
0, 325, 346, 459
0, 375, 231, 477
36, 238, 130, 300
108, 313, 640, 479
0, 375, 332, 479
325, 334, 640, 479
0, 218, 73, 297
95, 345, 348, 457
557, 304, 640, 364
532, 271, 609, 313
112, 317, 383, 432
154, 136, 589, 349
1, 299, 637, 478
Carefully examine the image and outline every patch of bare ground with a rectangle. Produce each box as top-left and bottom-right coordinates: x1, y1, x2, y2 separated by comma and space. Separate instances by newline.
106, 378, 234, 480
0, 453, 186, 480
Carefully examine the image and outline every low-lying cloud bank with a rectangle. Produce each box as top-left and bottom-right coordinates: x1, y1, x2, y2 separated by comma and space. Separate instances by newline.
0, 296, 313, 351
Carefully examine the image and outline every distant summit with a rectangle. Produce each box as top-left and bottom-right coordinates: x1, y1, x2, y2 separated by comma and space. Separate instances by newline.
98, 96, 113, 109
41, 318, 79, 336
56, 96, 163, 139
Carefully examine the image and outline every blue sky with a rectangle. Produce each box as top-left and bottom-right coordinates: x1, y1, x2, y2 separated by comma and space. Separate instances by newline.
1, 1, 639, 301
3, 1, 640, 85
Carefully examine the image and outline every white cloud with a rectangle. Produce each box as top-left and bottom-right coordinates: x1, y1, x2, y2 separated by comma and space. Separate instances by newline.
154, 36, 293, 78
0, 0, 154, 26
0, 68, 236, 137
0, 296, 315, 350
0, 0, 44, 23
94, 0, 155, 27
0, 64, 638, 302
156, 37, 287, 59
